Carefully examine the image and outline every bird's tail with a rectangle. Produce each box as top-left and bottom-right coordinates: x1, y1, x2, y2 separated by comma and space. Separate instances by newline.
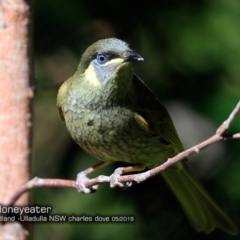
161, 163, 237, 235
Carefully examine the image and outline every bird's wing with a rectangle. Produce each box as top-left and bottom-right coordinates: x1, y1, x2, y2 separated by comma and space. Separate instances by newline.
56, 78, 72, 122
131, 74, 184, 151
57, 106, 65, 121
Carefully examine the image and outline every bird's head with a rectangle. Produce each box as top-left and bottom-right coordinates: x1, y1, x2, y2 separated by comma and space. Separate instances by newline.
77, 38, 143, 89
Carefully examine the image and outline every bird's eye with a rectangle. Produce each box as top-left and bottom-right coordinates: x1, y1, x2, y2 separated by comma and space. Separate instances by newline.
96, 54, 108, 64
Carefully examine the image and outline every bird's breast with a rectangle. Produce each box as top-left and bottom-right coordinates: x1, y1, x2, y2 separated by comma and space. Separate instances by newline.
62, 102, 174, 166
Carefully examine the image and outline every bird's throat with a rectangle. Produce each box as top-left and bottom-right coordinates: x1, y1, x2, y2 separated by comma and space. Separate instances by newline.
106, 65, 133, 103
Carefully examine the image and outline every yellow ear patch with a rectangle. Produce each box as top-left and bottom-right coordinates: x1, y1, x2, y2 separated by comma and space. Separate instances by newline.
84, 63, 101, 87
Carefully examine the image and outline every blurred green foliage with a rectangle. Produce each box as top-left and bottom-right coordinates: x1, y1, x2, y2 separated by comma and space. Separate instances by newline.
33, 0, 240, 239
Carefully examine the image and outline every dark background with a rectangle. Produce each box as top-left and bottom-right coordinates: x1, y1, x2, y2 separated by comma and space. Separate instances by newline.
32, 0, 240, 239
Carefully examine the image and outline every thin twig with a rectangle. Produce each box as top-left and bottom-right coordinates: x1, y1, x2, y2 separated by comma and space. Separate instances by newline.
217, 101, 240, 134
4, 101, 240, 206
4, 178, 76, 206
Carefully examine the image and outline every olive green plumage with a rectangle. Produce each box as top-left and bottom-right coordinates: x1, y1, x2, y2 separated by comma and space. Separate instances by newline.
57, 38, 237, 235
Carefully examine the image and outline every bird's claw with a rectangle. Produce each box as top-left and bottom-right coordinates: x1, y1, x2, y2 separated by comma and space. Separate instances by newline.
76, 172, 98, 194
110, 167, 132, 189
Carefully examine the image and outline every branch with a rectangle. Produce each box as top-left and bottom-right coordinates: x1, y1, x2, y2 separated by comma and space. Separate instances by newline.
5, 101, 240, 206
217, 101, 240, 134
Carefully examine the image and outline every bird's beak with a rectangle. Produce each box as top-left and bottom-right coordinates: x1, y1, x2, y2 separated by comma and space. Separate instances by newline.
123, 51, 144, 62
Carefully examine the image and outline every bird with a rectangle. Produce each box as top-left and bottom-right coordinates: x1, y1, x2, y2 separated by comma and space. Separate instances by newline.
57, 38, 237, 235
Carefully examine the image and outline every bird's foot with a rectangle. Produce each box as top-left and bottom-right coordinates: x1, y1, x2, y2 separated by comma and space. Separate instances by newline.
76, 171, 98, 194
110, 167, 132, 189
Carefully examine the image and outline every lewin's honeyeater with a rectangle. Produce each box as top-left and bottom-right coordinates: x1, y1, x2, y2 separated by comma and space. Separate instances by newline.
57, 38, 237, 235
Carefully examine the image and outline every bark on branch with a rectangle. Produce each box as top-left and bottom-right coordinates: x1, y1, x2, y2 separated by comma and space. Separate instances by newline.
0, 0, 32, 239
